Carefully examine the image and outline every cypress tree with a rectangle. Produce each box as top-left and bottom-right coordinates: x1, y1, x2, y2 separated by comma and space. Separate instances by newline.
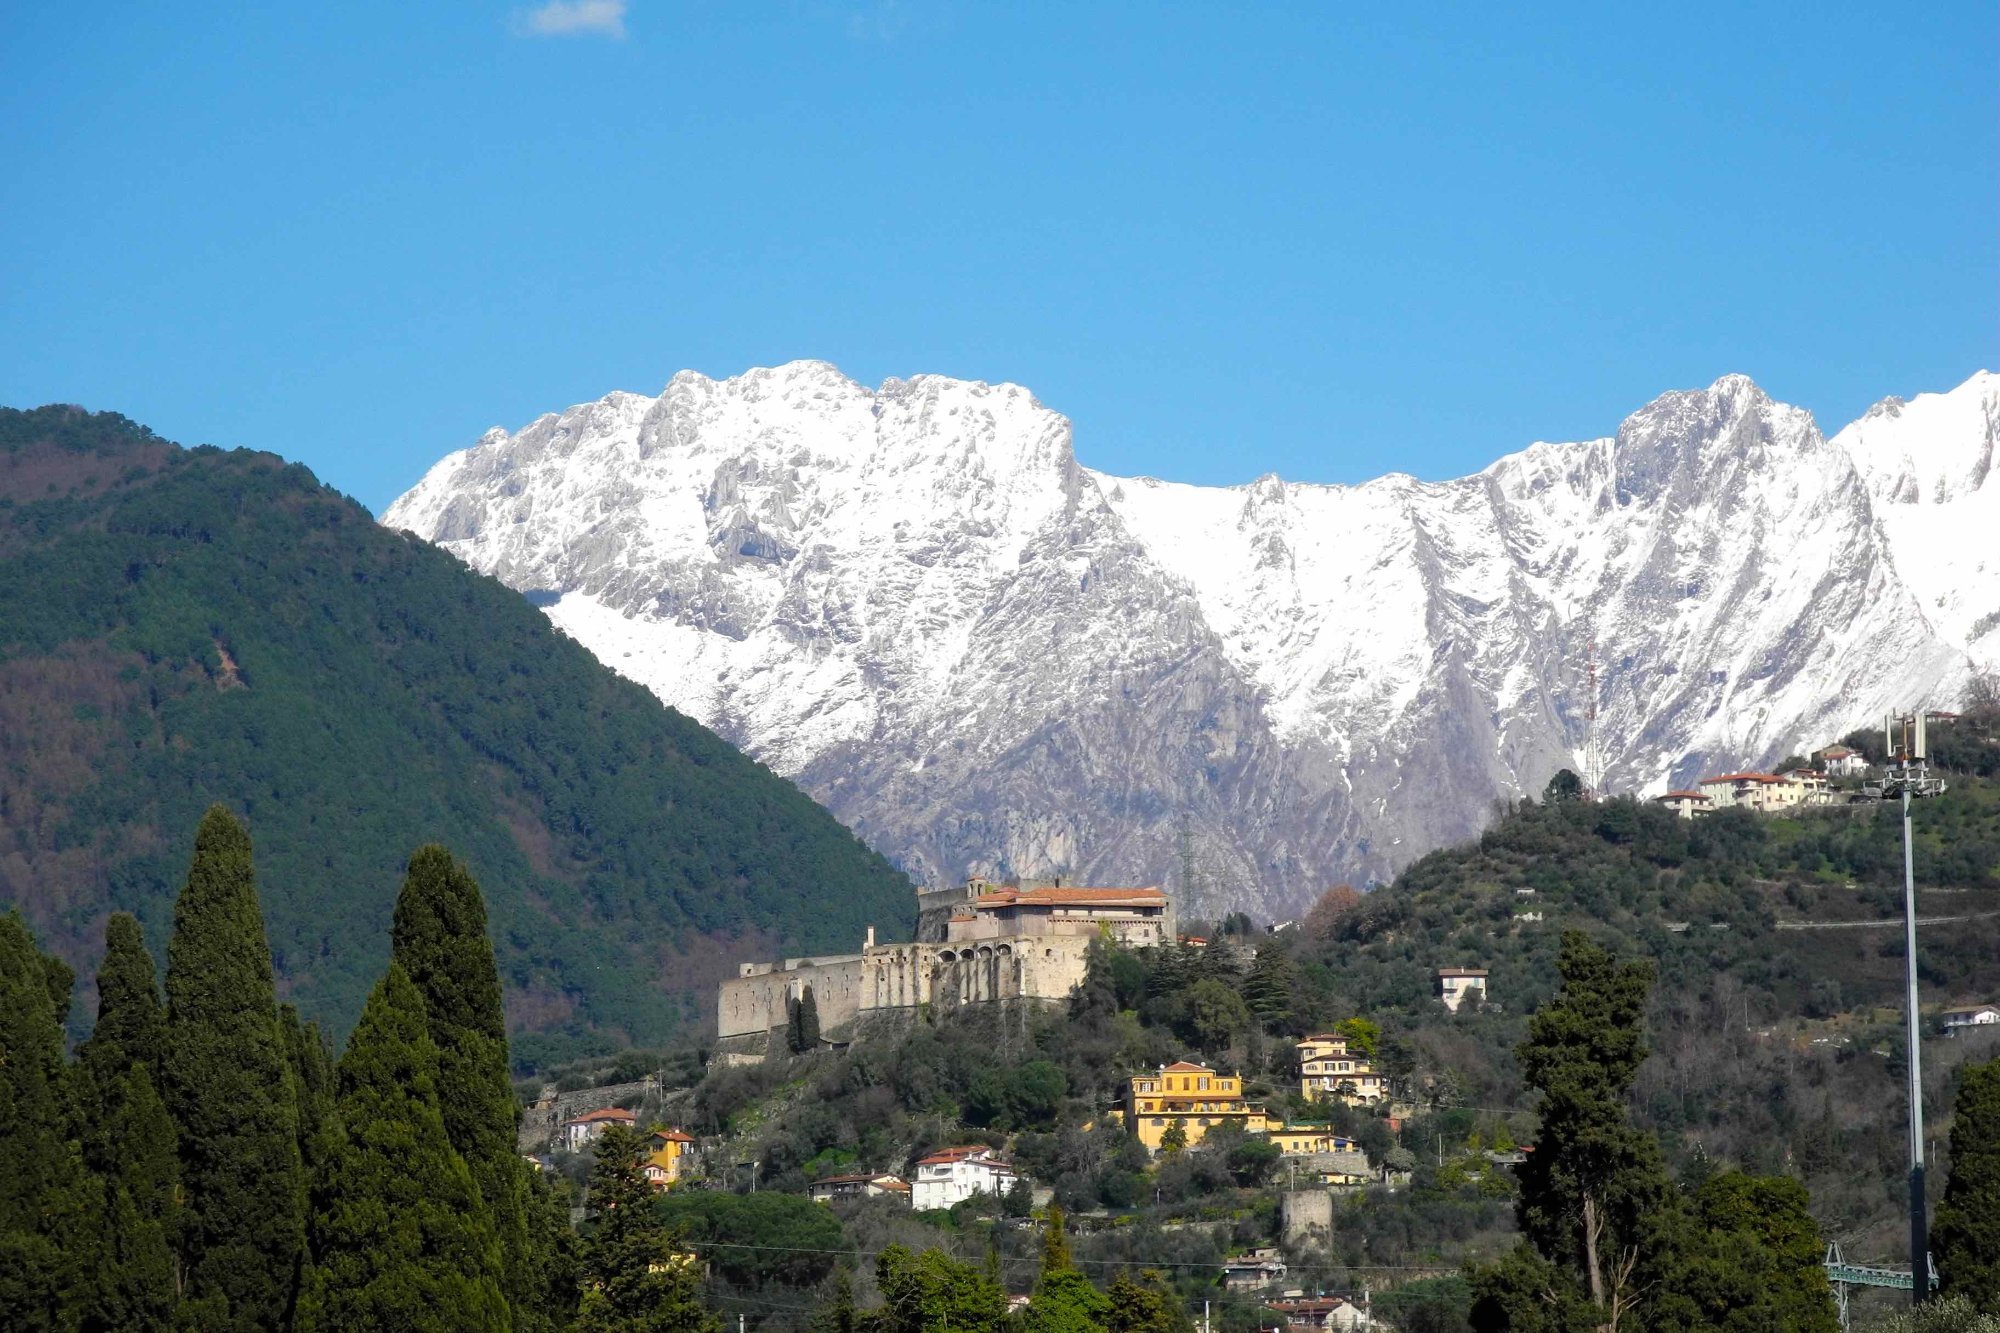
523, 1169, 583, 1331
1936, 1059, 2000, 1309
77, 914, 178, 1333
159, 805, 306, 1333
298, 962, 511, 1333
1024, 1204, 1107, 1333
0, 912, 94, 1332
1041, 1203, 1073, 1276
84, 1066, 178, 1333
577, 1125, 718, 1333
280, 1003, 335, 1180
798, 985, 821, 1050
390, 846, 534, 1325
79, 915, 164, 1089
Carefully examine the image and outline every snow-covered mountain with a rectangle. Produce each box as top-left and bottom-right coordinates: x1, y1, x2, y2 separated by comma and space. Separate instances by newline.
384, 363, 1998, 917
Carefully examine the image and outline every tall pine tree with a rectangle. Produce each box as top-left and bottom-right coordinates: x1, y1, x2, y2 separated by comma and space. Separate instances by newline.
1936, 1059, 2000, 1309
1241, 944, 1294, 1028
1475, 931, 1673, 1330
159, 805, 306, 1333
77, 914, 178, 1333
390, 845, 535, 1326
577, 1125, 718, 1333
298, 963, 511, 1333
0, 912, 95, 1333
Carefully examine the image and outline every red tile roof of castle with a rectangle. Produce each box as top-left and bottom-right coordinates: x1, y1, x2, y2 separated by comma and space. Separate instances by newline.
970, 885, 1167, 908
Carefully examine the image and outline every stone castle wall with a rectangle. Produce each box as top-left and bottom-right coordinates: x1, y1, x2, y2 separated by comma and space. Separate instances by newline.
716, 934, 1095, 1040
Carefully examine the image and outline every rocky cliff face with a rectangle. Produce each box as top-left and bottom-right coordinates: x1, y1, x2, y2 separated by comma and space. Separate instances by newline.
384, 364, 1997, 918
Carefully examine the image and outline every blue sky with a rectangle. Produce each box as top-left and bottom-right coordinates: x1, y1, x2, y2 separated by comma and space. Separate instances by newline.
2, 3, 1992, 514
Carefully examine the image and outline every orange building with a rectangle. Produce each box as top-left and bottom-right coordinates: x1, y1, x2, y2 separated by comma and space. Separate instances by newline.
643, 1128, 694, 1190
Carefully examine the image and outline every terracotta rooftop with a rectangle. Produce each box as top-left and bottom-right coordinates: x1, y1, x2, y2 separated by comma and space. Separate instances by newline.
1161, 1061, 1211, 1072
971, 885, 1168, 908
651, 1128, 694, 1143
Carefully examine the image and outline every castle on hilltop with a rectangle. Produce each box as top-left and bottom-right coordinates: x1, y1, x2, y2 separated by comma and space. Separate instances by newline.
716, 878, 1175, 1046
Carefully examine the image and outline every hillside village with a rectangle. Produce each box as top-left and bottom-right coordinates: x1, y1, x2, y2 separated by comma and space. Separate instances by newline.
498, 709, 2000, 1330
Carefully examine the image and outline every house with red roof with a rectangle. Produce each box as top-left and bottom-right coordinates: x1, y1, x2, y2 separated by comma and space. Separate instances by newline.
643, 1128, 695, 1189
910, 1145, 1017, 1211
808, 1172, 911, 1205
559, 1106, 636, 1153
1816, 744, 1869, 778
1651, 790, 1713, 820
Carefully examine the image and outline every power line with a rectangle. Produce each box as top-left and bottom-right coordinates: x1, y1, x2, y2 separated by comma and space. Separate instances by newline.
677, 1237, 1451, 1275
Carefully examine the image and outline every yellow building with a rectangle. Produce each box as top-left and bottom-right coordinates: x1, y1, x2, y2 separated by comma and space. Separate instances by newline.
1125, 1062, 1276, 1151
643, 1128, 694, 1190
1297, 1034, 1388, 1106
1265, 1126, 1358, 1157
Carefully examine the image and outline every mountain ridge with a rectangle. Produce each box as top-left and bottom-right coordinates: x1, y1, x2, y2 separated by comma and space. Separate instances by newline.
385, 365, 1998, 915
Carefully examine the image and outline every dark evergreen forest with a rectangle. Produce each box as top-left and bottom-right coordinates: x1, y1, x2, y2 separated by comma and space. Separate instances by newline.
0, 405, 913, 1064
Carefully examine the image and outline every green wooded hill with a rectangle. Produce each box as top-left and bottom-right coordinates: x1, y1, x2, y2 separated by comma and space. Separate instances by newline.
0, 405, 913, 1066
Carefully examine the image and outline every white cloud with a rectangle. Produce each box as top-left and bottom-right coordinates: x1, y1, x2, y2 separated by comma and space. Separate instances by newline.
513, 0, 628, 39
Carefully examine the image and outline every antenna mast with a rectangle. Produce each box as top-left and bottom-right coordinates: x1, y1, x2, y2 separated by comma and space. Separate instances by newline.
1584, 634, 1602, 799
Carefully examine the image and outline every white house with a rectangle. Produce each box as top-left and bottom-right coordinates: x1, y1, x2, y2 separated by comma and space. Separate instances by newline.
559, 1106, 636, 1152
910, 1145, 1016, 1211
1438, 967, 1488, 1013
1943, 1006, 2000, 1034
1817, 745, 1869, 778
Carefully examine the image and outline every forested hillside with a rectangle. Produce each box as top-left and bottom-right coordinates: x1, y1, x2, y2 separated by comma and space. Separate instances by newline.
1296, 718, 2000, 1255
0, 405, 913, 1064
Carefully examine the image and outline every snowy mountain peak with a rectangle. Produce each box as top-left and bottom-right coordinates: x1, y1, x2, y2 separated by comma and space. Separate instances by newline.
387, 367, 1994, 915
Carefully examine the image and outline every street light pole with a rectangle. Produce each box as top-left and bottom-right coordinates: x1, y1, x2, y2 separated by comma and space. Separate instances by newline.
1901, 783, 1925, 1308
1880, 709, 1945, 1305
